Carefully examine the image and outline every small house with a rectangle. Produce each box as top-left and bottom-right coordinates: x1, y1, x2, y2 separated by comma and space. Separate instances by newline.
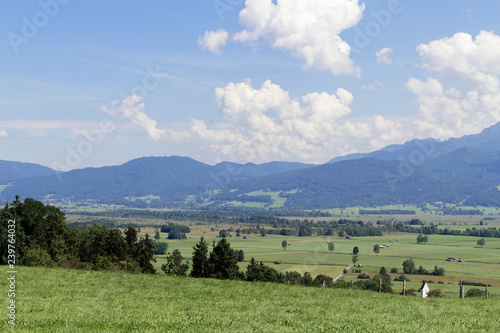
420, 282, 429, 298
345, 235, 352, 239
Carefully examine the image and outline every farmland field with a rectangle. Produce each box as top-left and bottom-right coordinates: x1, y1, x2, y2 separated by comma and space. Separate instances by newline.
150, 229, 500, 293
1, 266, 499, 332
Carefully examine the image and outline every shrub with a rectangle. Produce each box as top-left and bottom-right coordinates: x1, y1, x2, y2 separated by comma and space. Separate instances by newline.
373, 274, 391, 286
427, 289, 445, 298
465, 288, 487, 298
357, 273, 371, 279
343, 268, 348, 274
390, 268, 398, 274
401, 289, 416, 296
23, 248, 55, 268
57, 254, 92, 270
394, 274, 410, 282
354, 279, 379, 292
381, 284, 393, 293
351, 268, 362, 273
274, 260, 281, 264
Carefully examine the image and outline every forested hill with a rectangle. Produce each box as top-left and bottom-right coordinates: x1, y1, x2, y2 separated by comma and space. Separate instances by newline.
216, 147, 500, 208
2, 125, 500, 209
0, 160, 56, 183
0, 156, 312, 204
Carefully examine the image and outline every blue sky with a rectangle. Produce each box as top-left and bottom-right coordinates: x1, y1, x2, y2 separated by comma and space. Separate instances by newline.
2, 0, 500, 170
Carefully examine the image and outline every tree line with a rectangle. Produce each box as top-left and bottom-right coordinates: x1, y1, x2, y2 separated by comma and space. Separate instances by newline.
163, 236, 348, 289
0, 197, 156, 273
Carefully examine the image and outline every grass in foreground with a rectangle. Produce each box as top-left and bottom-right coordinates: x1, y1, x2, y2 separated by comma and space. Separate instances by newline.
1, 266, 499, 332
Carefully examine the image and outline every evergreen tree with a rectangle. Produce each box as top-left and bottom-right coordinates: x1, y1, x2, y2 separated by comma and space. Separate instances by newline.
154, 229, 161, 240
162, 249, 189, 276
207, 238, 241, 280
190, 237, 209, 278
124, 225, 138, 255
353, 246, 359, 255
282, 239, 287, 250
136, 234, 156, 274
328, 242, 334, 252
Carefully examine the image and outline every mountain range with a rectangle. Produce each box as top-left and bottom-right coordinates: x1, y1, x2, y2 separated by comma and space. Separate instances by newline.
2, 123, 500, 209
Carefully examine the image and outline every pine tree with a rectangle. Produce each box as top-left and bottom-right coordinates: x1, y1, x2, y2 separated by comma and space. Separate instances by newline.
162, 249, 189, 276
124, 225, 138, 256
136, 234, 156, 274
207, 238, 240, 280
190, 237, 209, 278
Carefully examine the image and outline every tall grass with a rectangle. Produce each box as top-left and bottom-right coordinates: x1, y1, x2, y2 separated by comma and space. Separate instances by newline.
1, 266, 499, 332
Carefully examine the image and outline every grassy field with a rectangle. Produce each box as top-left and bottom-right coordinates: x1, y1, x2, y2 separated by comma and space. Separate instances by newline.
1, 266, 499, 332
149, 227, 500, 293
64, 214, 500, 294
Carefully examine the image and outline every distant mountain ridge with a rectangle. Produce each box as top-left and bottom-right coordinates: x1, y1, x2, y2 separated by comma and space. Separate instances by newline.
328, 122, 500, 163
0, 160, 56, 184
2, 123, 500, 209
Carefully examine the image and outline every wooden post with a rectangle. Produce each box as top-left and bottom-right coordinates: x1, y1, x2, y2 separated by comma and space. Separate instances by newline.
379, 278, 382, 293
403, 279, 406, 296
459, 280, 462, 299
486, 285, 489, 299
350, 280, 353, 290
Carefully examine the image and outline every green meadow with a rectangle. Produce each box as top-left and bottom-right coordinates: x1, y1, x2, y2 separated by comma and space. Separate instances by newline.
153, 231, 500, 292
1, 266, 499, 332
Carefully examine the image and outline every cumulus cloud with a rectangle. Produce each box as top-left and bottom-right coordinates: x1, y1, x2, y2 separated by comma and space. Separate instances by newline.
376, 47, 393, 65
104, 80, 413, 163
198, 29, 229, 54
0, 130, 7, 138
407, 31, 500, 139
417, 31, 500, 92
221, 0, 364, 76
102, 95, 166, 140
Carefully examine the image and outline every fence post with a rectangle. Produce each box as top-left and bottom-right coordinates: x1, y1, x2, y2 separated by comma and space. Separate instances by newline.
486, 285, 489, 299
379, 278, 382, 293
403, 279, 406, 296
459, 280, 463, 299
350, 280, 353, 290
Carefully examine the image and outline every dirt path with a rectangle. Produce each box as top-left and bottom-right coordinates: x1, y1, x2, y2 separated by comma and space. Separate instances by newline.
333, 265, 353, 281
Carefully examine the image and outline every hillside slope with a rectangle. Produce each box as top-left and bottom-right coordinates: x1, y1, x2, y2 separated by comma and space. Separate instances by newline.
0, 160, 56, 184
1, 266, 497, 332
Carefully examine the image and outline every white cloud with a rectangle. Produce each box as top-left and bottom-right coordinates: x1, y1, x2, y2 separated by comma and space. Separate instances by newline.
407, 31, 500, 139
102, 95, 166, 140
104, 80, 415, 163
231, 0, 364, 76
362, 81, 384, 91
417, 31, 500, 92
0, 130, 7, 138
376, 47, 393, 65
198, 29, 229, 54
